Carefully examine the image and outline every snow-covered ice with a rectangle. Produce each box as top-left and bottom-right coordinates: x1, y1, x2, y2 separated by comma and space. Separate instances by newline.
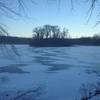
0, 45, 100, 100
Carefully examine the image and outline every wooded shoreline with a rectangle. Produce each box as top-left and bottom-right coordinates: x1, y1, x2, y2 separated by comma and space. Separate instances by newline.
0, 36, 100, 47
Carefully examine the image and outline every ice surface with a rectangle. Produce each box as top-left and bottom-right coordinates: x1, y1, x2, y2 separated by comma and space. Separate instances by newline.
0, 45, 100, 100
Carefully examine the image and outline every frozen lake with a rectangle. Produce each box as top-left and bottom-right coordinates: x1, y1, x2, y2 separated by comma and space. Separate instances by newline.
0, 45, 100, 100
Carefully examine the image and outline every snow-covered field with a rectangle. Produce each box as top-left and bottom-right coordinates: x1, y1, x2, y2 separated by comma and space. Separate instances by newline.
0, 45, 100, 100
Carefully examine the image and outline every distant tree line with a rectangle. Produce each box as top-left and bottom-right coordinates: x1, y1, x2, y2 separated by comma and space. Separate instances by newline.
92, 33, 100, 39
32, 25, 69, 39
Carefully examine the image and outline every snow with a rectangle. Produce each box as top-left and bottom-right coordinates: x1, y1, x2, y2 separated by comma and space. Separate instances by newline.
0, 45, 100, 100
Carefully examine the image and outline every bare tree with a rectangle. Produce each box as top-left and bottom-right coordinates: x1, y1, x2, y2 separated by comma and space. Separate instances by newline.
32, 25, 69, 39
93, 33, 100, 39
60, 28, 69, 39
0, 0, 35, 55
0, 0, 99, 36
0, 0, 37, 36
33, 27, 45, 39
43, 25, 52, 38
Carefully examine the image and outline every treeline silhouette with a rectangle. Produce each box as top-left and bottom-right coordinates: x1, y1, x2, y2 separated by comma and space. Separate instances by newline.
30, 38, 100, 47
0, 25, 100, 46
0, 36, 31, 44
30, 25, 100, 47
33, 25, 69, 39
0, 36, 100, 46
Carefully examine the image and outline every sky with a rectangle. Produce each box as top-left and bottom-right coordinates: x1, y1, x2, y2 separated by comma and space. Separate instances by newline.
2, 0, 100, 38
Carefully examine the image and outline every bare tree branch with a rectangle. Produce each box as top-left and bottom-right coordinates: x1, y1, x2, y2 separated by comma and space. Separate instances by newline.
86, 0, 98, 22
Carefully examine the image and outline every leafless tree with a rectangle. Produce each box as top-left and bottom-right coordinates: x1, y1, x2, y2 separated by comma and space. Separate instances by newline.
0, 0, 35, 55
33, 25, 69, 39
0, 0, 36, 36
0, 0, 99, 36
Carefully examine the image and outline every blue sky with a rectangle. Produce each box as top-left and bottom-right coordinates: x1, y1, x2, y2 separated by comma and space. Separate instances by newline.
2, 0, 100, 38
